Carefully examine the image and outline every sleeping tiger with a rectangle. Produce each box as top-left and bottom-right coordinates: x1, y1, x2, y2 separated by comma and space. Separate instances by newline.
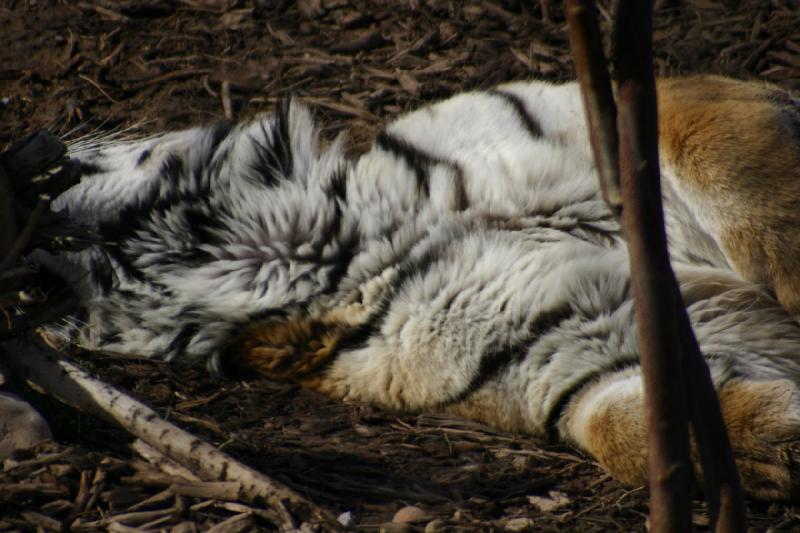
39, 75, 800, 501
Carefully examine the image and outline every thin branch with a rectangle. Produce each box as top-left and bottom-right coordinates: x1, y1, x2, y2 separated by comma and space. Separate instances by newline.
564, 0, 621, 214
613, 2, 746, 531
2, 336, 343, 532
678, 309, 747, 532
221, 80, 234, 120
567, 0, 746, 530
613, 2, 693, 530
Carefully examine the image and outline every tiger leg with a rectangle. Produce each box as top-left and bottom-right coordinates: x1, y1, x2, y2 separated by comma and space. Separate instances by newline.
657, 75, 800, 317
559, 369, 800, 500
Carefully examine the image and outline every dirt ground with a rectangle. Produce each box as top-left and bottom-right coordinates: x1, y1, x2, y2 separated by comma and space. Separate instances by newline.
2, 0, 800, 531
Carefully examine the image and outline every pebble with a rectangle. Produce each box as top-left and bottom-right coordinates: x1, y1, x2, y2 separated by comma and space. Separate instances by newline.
337, 511, 356, 527
0, 393, 52, 461
424, 518, 446, 532
393, 505, 428, 523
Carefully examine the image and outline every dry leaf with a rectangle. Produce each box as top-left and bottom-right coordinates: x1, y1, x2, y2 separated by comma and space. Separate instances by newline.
528, 490, 570, 512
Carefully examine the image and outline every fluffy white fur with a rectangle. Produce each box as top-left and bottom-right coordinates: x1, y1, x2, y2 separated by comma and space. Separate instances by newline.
42, 79, 800, 499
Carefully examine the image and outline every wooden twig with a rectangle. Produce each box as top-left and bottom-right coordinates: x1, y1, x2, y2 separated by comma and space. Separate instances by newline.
2, 336, 343, 532
564, 0, 621, 214
566, 0, 746, 531
613, 3, 745, 532
131, 438, 202, 482
78, 73, 120, 104
221, 80, 234, 120
678, 306, 747, 532
614, 2, 692, 528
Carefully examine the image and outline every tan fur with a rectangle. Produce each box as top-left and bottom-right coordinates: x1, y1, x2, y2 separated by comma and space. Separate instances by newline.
563, 375, 800, 500
236, 318, 351, 390
715, 380, 800, 500
566, 79, 800, 499
560, 372, 649, 487
657, 75, 800, 317
214, 76, 800, 500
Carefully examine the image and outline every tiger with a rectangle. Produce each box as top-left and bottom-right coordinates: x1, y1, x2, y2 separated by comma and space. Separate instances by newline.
37, 75, 800, 501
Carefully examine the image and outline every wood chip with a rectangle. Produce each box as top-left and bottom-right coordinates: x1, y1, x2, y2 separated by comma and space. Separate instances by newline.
0, 482, 69, 498
330, 28, 386, 54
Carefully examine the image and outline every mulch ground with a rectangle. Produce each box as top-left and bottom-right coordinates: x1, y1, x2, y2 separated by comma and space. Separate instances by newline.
2, 0, 800, 531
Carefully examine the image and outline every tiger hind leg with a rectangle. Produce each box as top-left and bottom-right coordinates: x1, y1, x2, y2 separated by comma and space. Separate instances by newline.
559, 369, 800, 501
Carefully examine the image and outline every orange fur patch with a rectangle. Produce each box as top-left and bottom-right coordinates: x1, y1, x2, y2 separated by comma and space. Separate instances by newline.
566, 375, 800, 500
235, 317, 351, 389
657, 75, 800, 317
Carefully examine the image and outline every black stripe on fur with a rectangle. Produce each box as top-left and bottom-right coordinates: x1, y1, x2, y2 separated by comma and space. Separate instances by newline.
436, 303, 576, 409
489, 89, 543, 139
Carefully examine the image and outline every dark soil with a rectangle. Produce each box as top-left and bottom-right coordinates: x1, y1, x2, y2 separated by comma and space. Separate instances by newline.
2, 0, 800, 531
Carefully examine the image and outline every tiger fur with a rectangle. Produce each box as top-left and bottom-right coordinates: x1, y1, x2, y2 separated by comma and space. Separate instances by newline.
39, 75, 800, 500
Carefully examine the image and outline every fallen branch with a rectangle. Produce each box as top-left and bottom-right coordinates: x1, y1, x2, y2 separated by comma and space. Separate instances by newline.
132, 438, 202, 482
2, 336, 343, 532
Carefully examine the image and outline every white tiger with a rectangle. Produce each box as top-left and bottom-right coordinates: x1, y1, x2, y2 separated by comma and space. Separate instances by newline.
40, 75, 800, 501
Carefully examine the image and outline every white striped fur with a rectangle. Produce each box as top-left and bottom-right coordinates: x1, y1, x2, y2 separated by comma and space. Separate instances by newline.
41, 76, 800, 500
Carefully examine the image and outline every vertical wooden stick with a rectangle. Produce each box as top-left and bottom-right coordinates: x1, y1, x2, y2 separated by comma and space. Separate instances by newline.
566, 0, 746, 530
613, 3, 745, 531
616, 78, 693, 533
563, 0, 621, 214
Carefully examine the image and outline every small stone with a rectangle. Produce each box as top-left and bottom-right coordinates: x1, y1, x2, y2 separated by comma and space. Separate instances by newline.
0, 393, 52, 461
424, 518, 446, 533
393, 505, 427, 524
337, 511, 356, 527
503, 517, 535, 532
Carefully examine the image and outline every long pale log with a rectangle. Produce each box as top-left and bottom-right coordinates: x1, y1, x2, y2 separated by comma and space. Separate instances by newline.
2, 336, 342, 532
